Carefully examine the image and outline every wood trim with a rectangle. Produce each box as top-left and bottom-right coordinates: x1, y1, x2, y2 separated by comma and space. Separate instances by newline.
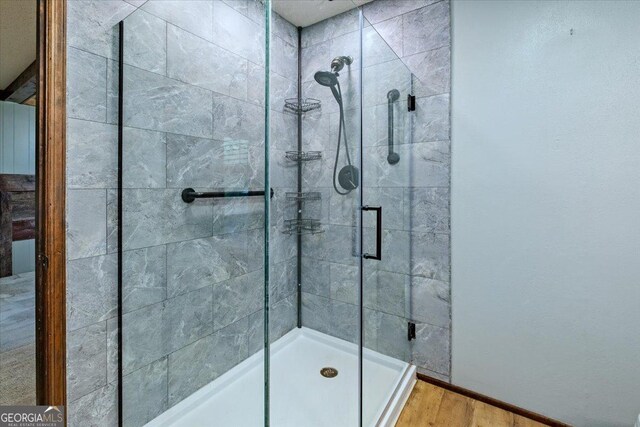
0, 174, 36, 192
417, 373, 573, 427
1, 61, 37, 104
13, 219, 37, 241
0, 175, 36, 276
0, 192, 12, 277
23, 95, 37, 106
35, 0, 66, 410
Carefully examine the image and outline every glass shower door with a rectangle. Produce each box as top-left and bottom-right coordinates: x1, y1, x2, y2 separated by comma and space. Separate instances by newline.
360, 12, 416, 426
267, 0, 364, 424
118, 2, 270, 425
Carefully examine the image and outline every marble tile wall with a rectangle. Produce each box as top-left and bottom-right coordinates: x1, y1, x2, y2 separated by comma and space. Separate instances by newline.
299, 0, 452, 381
66, 0, 451, 423
65, 1, 298, 425
65, 0, 133, 418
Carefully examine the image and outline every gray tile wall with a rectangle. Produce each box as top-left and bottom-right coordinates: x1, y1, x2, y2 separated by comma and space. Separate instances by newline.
65, 1, 298, 425
299, 1, 452, 381
66, 0, 451, 424
66, 1, 136, 424
365, 0, 452, 382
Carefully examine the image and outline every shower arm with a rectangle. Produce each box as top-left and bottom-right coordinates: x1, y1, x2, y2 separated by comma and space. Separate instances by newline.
181, 187, 274, 203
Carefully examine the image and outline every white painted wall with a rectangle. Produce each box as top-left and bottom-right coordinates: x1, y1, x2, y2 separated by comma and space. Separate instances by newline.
0, 100, 35, 274
451, 1, 640, 426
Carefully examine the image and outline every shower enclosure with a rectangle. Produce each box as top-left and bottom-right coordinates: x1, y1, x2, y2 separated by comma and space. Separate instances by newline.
116, 1, 425, 425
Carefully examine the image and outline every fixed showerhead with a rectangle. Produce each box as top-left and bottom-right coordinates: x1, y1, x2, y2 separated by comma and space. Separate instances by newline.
331, 56, 353, 73
314, 70, 338, 88
315, 54, 352, 104
314, 54, 353, 90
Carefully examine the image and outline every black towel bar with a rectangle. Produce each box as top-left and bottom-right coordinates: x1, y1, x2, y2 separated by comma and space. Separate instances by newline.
181, 188, 274, 203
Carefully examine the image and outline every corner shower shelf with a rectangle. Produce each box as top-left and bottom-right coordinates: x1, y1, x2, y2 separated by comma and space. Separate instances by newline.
285, 192, 322, 202
283, 218, 323, 235
285, 151, 322, 162
284, 98, 321, 113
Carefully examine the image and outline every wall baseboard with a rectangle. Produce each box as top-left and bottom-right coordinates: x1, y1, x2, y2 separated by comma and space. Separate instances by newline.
416, 373, 572, 427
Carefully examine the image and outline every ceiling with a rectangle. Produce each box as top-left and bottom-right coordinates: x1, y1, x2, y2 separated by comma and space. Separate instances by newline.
0, 0, 368, 88
273, 0, 373, 28
0, 0, 36, 90
0, 0, 367, 89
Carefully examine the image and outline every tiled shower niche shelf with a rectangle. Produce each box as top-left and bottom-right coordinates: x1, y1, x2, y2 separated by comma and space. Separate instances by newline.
285, 151, 322, 162
284, 98, 321, 113
283, 218, 323, 235
285, 192, 322, 202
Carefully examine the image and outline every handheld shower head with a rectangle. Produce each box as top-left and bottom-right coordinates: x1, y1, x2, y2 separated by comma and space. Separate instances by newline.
314, 56, 359, 195
314, 70, 338, 87
314, 71, 341, 103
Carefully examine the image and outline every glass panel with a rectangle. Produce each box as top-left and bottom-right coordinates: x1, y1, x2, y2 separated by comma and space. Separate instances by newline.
0, 3, 37, 404
119, 2, 269, 425
361, 13, 416, 427
0, 1, 37, 402
267, 3, 363, 426
0, 100, 36, 406
264, 1, 271, 425
0, 268, 36, 405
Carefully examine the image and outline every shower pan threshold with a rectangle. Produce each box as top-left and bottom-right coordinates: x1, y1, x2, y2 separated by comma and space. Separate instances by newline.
145, 327, 416, 427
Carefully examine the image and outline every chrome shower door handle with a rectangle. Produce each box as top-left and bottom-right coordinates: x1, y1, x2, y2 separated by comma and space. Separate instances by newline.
363, 205, 382, 260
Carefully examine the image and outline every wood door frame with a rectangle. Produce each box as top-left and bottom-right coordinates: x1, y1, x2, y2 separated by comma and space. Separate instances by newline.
35, 0, 66, 410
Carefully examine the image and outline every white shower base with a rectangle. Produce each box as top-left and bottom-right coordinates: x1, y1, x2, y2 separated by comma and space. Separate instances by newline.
146, 327, 416, 427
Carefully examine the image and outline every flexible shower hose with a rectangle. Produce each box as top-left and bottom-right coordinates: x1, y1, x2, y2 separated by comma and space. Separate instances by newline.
333, 80, 354, 195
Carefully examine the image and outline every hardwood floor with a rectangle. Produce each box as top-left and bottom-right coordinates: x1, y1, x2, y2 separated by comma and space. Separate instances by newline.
0, 272, 35, 351
396, 380, 551, 427
0, 272, 35, 405
0, 343, 35, 405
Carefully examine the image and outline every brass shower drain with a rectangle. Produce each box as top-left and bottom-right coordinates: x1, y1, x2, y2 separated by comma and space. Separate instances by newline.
320, 367, 338, 378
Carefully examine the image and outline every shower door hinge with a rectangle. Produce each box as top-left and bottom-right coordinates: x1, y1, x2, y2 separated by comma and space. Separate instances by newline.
408, 322, 416, 341
407, 94, 416, 112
